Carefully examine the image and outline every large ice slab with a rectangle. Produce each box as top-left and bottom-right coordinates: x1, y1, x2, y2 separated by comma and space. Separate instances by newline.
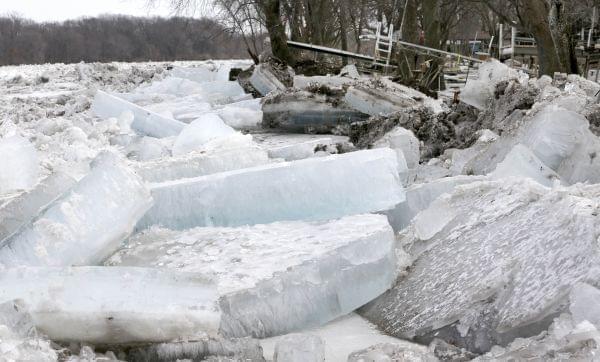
91, 90, 185, 138
344, 86, 419, 116
172, 113, 236, 156
0, 267, 219, 344
0, 172, 76, 242
267, 137, 337, 161
109, 214, 398, 338
137, 148, 404, 230
385, 175, 485, 232
127, 337, 265, 361
0, 135, 40, 195
490, 144, 560, 186
250, 64, 287, 96
0, 153, 152, 267
260, 313, 429, 361
362, 178, 600, 353
135, 136, 270, 183
374, 127, 420, 168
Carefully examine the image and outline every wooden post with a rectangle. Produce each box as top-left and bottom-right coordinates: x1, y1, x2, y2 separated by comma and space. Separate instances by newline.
498, 23, 504, 59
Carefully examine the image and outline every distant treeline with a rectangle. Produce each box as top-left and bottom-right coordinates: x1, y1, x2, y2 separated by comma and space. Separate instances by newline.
0, 15, 261, 66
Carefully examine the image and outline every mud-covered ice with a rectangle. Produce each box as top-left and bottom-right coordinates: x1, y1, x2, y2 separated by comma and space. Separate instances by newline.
137, 148, 404, 230
0, 153, 152, 267
362, 178, 600, 353
0, 266, 220, 344
460, 60, 524, 110
109, 214, 398, 338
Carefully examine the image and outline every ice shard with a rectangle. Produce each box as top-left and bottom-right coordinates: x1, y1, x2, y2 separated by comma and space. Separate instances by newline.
0, 135, 40, 194
137, 148, 404, 230
0, 267, 220, 344
135, 138, 271, 183
171, 113, 237, 156
362, 178, 600, 353
249, 64, 287, 96
0, 172, 76, 242
108, 214, 398, 338
91, 90, 185, 138
273, 334, 325, 362
0, 153, 152, 267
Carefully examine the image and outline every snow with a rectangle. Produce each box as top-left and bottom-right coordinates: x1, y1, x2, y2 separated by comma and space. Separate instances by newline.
138, 148, 404, 230
0, 135, 40, 195
171, 113, 237, 156
0, 152, 152, 267
108, 214, 399, 338
0, 266, 220, 344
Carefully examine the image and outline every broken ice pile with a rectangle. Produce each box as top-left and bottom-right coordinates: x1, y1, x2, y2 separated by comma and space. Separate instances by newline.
362, 178, 600, 353
460, 59, 524, 110
108, 214, 398, 338
137, 148, 405, 230
0, 267, 219, 344
0, 152, 152, 267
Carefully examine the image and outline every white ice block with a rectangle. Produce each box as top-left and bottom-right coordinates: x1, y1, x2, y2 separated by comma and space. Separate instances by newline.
0, 135, 39, 195
250, 64, 287, 96
374, 127, 420, 168
273, 334, 325, 362
0, 153, 152, 267
91, 90, 185, 138
363, 178, 600, 352
0, 172, 76, 242
137, 148, 404, 229
490, 144, 560, 186
135, 140, 271, 183
172, 113, 237, 156
0, 267, 220, 344
108, 214, 398, 338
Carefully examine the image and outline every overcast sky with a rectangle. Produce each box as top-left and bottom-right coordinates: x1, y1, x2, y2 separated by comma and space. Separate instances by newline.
1, 0, 188, 22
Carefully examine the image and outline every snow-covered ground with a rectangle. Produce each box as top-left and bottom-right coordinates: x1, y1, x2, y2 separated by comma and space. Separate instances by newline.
3, 58, 600, 361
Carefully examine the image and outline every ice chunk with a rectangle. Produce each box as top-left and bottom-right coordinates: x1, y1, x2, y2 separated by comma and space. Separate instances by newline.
127, 337, 265, 362
125, 136, 172, 161
91, 90, 185, 138
172, 113, 236, 156
474, 314, 600, 361
385, 175, 485, 232
374, 127, 420, 168
344, 86, 419, 116
0, 300, 57, 361
570, 283, 600, 328
216, 99, 263, 129
362, 179, 600, 353
135, 139, 270, 183
0, 267, 220, 344
340, 64, 360, 79
145, 96, 213, 123
137, 148, 404, 230
250, 64, 287, 96
490, 144, 560, 186
273, 334, 325, 362
461, 60, 521, 110
348, 343, 437, 361
267, 138, 337, 161
0, 153, 152, 267
0, 172, 76, 242
261, 313, 429, 361
109, 214, 398, 338
0, 135, 39, 195
136, 76, 205, 97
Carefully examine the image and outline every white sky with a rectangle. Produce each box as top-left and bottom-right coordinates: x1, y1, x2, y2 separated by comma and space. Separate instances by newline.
0, 0, 187, 22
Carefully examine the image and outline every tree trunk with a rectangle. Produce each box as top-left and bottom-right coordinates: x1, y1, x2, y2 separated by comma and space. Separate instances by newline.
420, 0, 444, 91
518, 0, 562, 76
396, 0, 418, 82
338, 0, 349, 65
259, 0, 293, 65
549, 0, 578, 74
